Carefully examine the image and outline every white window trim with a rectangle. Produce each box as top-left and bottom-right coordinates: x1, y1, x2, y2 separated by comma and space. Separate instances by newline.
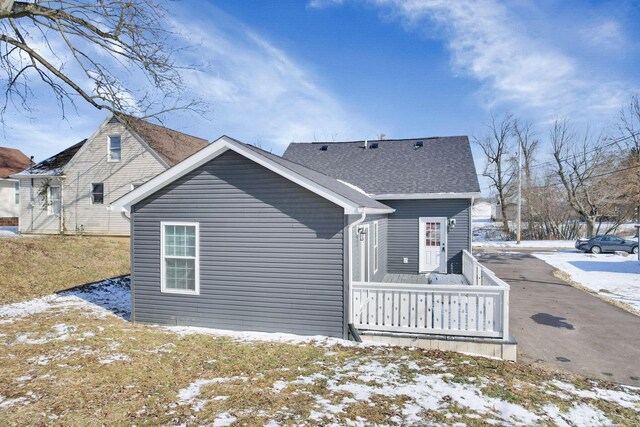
373, 221, 379, 273
107, 135, 122, 162
14, 182, 19, 206
160, 221, 200, 295
90, 183, 104, 205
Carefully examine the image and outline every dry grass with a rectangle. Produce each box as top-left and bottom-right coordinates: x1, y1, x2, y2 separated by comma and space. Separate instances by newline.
0, 236, 129, 305
1, 304, 638, 426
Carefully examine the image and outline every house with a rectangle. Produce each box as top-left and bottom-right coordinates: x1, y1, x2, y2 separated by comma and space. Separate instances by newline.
111, 136, 515, 359
12, 113, 208, 235
0, 147, 31, 227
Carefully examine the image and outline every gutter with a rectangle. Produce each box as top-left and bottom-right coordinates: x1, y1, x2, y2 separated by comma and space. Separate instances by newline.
346, 211, 367, 341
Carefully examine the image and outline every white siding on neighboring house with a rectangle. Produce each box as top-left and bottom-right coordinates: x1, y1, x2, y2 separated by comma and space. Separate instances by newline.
0, 180, 19, 218
18, 177, 62, 233
63, 121, 166, 235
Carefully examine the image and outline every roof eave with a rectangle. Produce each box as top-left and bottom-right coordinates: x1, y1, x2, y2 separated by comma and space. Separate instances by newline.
111, 136, 375, 214
373, 192, 481, 200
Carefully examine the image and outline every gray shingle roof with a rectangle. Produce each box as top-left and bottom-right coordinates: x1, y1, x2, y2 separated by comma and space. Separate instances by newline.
228, 138, 393, 211
283, 137, 481, 196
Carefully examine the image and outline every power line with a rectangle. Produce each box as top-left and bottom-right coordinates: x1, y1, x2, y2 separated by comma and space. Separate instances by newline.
526, 163, 640, 190
477, 131, 640, 180
524, 131, 640, 171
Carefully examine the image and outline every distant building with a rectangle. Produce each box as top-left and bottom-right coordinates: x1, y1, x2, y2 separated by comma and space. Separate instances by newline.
0, 147, 31, 226
12, 113, 208, 235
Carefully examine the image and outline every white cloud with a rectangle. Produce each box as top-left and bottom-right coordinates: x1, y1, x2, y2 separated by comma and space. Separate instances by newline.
170, 5, 374, 153
307, 0, 345, 9
366, 0, 635, 121
581, 19, 626, 50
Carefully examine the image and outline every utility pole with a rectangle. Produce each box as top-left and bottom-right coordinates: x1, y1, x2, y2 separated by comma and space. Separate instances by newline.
516, 137, 522, 244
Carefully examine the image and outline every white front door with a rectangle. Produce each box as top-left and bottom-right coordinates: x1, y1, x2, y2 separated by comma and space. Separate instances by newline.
358, 224, 370, 282
419, 217, 447, 273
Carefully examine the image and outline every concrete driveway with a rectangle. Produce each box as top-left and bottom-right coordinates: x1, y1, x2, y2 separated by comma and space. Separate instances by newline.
477, 249, 640, 386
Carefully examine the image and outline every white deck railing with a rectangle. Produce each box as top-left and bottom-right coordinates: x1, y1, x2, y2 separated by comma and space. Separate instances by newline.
351, 250, 510, 339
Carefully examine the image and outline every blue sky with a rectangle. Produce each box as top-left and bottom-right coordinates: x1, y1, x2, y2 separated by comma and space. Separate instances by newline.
3, 0, 640, 194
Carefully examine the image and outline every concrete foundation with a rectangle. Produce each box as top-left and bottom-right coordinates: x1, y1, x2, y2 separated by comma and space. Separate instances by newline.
360, 331, 517, 361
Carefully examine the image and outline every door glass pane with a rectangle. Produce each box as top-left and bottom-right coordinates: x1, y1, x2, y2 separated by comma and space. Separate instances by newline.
425, 222, 440, 246
49, 187, 61, 215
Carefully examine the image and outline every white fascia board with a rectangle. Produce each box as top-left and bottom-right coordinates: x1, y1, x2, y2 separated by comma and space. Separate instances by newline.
10, 174, 61, 179
0, 177, 18, 182
357, 207, 395, 215
111, 136, 361, 213
373, 192, 482, 200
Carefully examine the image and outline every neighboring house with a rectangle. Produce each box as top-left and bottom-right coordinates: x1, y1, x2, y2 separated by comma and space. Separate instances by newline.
12, 113, 208, 235
111, 136, 511, 346
0, 147, 31, 226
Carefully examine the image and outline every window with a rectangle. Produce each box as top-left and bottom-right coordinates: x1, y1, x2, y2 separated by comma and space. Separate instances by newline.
108, 135, 121, 161
47, 186, 61, 216
161, 222, 199, 294
373, 221, 379, 273
91, 183, 104, 204
14, 182, 19, 205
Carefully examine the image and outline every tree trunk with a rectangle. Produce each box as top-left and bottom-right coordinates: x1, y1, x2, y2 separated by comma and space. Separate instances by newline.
585, 217, 596, 237
499, 194, 510, 236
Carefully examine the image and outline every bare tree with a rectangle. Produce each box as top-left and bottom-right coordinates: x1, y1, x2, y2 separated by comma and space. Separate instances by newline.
0, 0, 202, 122
616, 94, 640, 226
475, 113, 515, 235
551, 119, 616, 237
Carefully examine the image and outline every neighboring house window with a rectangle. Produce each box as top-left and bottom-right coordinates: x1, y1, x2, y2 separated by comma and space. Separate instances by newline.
91, 183, 104, 204
161, 222, 199, 294
14, 182, 19, 205
373, 221, 379, 273
48, 186, 61, 216
108, 135, 121, 161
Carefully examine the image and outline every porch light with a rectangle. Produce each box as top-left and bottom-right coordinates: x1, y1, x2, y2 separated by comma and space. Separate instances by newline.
358, 228, 367, 241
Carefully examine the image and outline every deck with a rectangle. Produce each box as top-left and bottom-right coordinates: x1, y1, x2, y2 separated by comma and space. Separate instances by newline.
351, 250, 511, 340
382, 273, 467, 285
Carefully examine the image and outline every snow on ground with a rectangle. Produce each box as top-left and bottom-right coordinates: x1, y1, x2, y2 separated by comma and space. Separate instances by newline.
2, 277, 640, 425
168, 325, 368, 348
0, 276, 131, 324
475, 240, 577, 248
0, 226, 18, 237
533, 251, 640, 313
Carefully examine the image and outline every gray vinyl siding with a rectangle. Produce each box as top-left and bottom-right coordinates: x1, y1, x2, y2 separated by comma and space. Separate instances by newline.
132, 151, 345, 337
351, 215, 387, 282
386, 199, 471, 274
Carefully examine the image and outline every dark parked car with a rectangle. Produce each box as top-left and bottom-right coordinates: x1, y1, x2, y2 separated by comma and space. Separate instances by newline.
575, 235, 639, 254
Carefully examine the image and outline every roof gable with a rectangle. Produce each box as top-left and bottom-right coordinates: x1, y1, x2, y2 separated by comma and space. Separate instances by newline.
282, 137, 481, 197
111, 136, 393, 214
0, 147, 31, 178
13, 112, 209, 178
115, 114, 209, 166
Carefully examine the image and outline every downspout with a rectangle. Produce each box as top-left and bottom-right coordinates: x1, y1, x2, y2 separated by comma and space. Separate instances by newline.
59, 176, 65, 235
347, 210, 367, 342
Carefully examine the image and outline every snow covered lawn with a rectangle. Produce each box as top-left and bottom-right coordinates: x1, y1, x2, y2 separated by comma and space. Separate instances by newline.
474, 239, 577, 249
534, 251, 640, 314
0, 279, 639, 426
